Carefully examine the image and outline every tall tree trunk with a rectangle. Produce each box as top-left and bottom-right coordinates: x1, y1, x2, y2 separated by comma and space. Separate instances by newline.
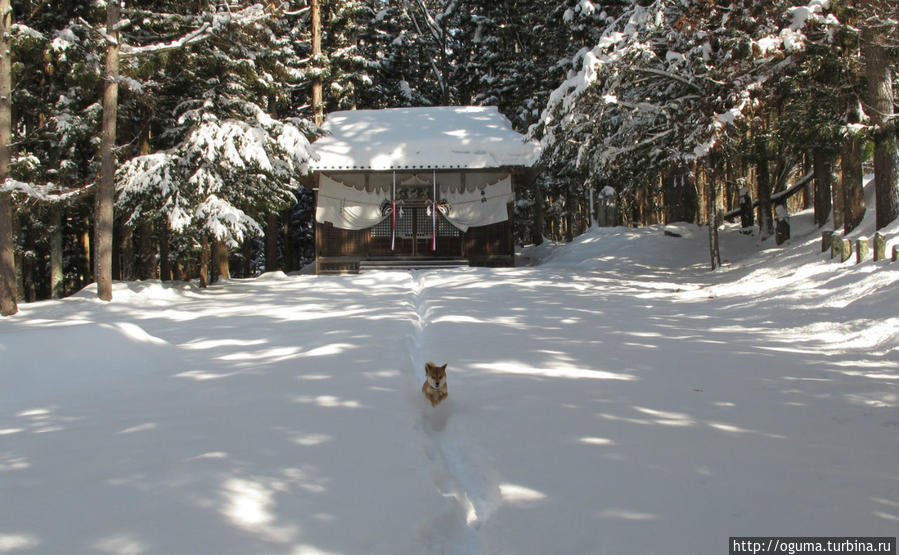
265, 211, 281, 272
812, 147, 833, 227
842, 97, 866, 234
134, 120, 154, 280
22, 235, 34, 302
95, 1, 121, 301
158, 222, 171, 281
120, 223, 134, 280
137, 219, 153, 279
311, 0, 323, 126
198, 235, 210, 288
0, 192, 14, 315
862, 25, 898, 230
756, 136, 774, 239
532, 180, 544, 245
0, 0, 15, 315
706, 159, 721, 270
80, 215, 91, 288
214, 240, 230, 281
801, 152, 814, 210
50, 205, 64, 299
286, 214, 298, 272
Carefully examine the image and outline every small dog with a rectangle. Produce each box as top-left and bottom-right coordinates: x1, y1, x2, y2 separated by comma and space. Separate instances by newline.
422, 362, 448, 407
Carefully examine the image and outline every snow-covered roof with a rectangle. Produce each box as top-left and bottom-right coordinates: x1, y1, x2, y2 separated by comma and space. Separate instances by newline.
310, 106, 541, 171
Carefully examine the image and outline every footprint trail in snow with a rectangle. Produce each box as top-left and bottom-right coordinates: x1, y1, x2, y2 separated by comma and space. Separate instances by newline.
406, 272, 501, 554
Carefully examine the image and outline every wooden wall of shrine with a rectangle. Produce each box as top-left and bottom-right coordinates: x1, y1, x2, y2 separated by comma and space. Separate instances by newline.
312, 171, 522, 274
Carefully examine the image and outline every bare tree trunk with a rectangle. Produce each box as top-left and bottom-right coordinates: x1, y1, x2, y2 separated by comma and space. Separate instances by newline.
707, 158, 721, 270
95, 1, 121, 301
198, 235, 210, 288
813, 147, 833, 227
532, 180, 544, 245
214, 240, 230, 281
120, 223, 134, 280
842, 98, 866, 234
265, 211, 281, 272
158, 222, 171, 281
0, 0, 15, 315
137, 219, 154, 279
80, 216, 91, 287
50, 205, 63, 298
286, 215, 298, 272
311, 0, 323, 126
756, 137, 774, 239
801, 152, 814, 210
862, 25, 898, 230
0, 193, 14, 315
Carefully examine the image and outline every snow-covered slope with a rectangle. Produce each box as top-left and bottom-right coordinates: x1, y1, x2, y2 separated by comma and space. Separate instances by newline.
1, 208, 897, 554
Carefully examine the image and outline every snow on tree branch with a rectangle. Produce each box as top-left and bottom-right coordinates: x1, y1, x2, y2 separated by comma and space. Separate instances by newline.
117, 4, 274, 59
0, 179, 92, 203
532, 0, 843, 188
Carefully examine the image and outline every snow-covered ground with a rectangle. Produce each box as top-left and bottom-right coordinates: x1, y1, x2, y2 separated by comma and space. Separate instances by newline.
1, 206, 898, 554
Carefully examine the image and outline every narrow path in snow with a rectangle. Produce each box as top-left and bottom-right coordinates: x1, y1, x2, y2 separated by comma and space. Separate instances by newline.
406, 272, 500, 554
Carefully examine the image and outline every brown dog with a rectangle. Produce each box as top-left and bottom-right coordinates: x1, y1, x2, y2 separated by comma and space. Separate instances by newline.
422, 362, 448, 407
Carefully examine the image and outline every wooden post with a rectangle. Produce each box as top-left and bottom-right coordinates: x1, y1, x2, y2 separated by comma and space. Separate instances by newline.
873, 232, 886, 261
855, 237, 869, 264
839, 238, 852, 262
775, 205, 790, 245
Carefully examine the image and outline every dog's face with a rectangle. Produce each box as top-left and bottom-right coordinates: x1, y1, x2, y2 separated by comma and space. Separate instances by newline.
425, 362, 447, 389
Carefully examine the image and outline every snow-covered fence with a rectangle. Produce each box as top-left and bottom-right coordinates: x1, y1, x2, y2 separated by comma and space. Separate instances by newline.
829, 233, 852, 262
825, 231, 896, 264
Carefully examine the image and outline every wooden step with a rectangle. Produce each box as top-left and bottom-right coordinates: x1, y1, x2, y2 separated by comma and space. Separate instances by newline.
359, 258, 469, 272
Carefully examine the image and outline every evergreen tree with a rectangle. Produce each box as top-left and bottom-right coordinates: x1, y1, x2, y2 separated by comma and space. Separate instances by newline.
531, 0, 834, 264
116, 2, 317, 280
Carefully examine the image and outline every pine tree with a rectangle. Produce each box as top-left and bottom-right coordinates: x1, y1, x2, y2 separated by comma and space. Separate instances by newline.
116, 2, 316, 281
531, 0, 830, 264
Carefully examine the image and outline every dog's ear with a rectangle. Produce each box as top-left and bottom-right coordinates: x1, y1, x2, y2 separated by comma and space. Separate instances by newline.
439, 364, 447, 371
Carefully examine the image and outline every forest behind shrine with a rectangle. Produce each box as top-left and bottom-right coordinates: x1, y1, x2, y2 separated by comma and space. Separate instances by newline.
0, 0, 897, 315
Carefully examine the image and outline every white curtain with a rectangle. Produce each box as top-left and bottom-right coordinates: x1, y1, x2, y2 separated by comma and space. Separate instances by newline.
442, 176, 513, 232
316, 174, 389, 230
